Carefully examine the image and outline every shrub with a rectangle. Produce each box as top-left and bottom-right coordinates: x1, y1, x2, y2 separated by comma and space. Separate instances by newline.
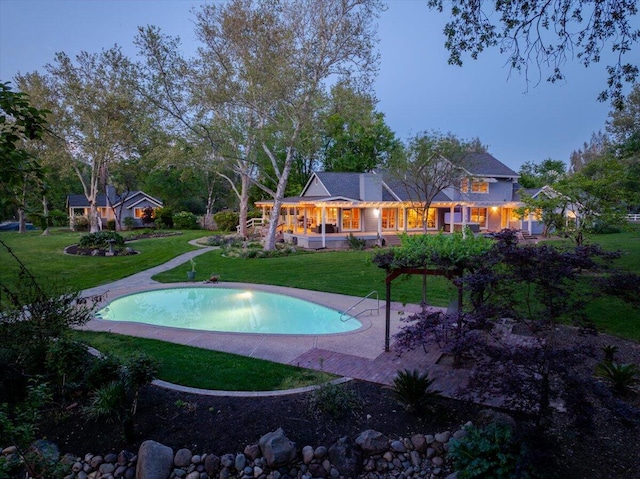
601, 344, 619, 363
156, 207, 174, 229
45, 338, 88, 393
173, 211, 199, 230
123, 217, 135, 230
213, 211, 239, 232
78, 231, 124, 249
84, 355, 122, 391
48, 209, 68, 227
307, 382, 364, 419
390, 369, 442, 415
449, 423, 536, 479
598, 361, 639, 394
106, 219, 116, 231
83, 381, 127, 424
347, 233, 366, 250
72, 215, 89, 231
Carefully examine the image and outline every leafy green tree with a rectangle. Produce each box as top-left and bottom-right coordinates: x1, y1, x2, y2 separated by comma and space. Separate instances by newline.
386, 131, 485, 233
427, 0, 639, 107
0, 82, 48, 229
569, 131, 610, 173
607, 83, 640, 143
45, 47, 143, 233
321, 82, 400, 172
517, 158, 566, 188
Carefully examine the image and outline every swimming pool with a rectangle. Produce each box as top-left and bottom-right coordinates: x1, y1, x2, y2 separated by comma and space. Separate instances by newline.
95, 287, 362, 335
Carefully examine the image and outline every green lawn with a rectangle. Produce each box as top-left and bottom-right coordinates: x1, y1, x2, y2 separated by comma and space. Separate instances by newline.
71, 330, 335, 391
153, 248, 456, 307
0, 228, 208, 290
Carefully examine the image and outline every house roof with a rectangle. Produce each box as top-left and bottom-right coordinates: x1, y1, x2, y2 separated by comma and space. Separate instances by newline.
460, 152, 519, 178
67, 190, 163, 209
311, 172, 361, 199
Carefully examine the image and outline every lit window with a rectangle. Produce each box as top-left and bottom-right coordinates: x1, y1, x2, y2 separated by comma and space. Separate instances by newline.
470, 208, 487, 226
341, 208, 360, 230
461, 179, 489, 193
406, 208, 436, 229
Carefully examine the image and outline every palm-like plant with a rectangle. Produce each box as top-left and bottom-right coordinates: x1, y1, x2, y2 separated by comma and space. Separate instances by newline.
598, 361, 639, 394
601, 344, 619, 363
390, 369, 442, 415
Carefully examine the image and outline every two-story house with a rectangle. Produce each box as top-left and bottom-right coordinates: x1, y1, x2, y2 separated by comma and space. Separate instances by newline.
255, 152, 546, 249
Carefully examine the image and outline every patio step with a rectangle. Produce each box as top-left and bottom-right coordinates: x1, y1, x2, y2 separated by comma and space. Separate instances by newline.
383, 234, 401, 247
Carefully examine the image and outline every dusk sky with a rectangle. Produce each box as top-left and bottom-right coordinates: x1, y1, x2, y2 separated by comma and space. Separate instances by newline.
1, 0, 633, 171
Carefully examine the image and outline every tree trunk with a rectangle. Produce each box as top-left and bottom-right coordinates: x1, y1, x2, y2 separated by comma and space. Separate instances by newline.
264, 150, 295, 251
238, 174, 250, 238
41, 195, 50, 236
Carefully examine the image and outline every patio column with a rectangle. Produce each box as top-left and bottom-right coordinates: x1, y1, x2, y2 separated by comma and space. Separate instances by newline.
527, 212, 533, 234
321, 206, 326, 248
449, 205, 455, 233
462, 206, 467, 236
377, 207, 382, 239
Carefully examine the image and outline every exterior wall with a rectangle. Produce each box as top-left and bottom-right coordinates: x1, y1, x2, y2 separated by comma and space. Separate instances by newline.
359, 174, 382, 201
362, 208, 379, 232
452, 178, 515, 203
487, 208, 502, 231
305, 177, 329, 196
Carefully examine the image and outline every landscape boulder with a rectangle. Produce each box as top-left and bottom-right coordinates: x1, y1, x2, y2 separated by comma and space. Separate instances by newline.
328, 436, 362, 478
258, 428, 296, 468
355, 430, 389, 456
136, 440, 173, 479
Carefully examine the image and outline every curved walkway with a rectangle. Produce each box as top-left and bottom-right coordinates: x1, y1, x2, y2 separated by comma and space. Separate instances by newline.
81, 240, 468, 397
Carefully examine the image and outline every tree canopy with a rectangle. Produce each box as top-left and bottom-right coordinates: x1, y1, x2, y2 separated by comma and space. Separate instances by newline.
427, 0, 639, 107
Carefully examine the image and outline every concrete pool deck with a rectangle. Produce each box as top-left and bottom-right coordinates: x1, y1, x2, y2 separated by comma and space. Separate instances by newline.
81, 243, 469, 396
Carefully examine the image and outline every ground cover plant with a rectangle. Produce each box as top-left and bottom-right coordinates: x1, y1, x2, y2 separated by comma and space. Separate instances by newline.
71, 330, 336, 391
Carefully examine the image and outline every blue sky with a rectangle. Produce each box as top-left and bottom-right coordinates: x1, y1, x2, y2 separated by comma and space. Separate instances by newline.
0, 0, 631, 171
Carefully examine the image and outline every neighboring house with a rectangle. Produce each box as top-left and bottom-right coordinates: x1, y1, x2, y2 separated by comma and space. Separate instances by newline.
66, 186, 163, 230
255, 152, 554, 249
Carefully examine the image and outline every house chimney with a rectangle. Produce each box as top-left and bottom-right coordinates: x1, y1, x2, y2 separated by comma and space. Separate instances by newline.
106, 185, 116, 203
359, 173, 382, 201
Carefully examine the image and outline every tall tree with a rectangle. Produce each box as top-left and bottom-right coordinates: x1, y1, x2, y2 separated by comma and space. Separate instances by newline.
386, 131, 484, 233
518, 158, 567, 188
569, 130, 610, 173
45, 47, 141, 233
0, 82, 48, 231
427, 0, 639, 107
321, 82, 399, 172
194, 0, 383, 250
607, 83, 640, 143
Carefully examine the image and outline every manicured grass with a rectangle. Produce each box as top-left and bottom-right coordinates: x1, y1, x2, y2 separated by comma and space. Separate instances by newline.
71, 330, 336, 391
0, 228, 209, 290
153, 248, 457, 307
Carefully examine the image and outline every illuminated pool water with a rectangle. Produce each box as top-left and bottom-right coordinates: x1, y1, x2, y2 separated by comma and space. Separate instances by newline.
95, 287, 361, 335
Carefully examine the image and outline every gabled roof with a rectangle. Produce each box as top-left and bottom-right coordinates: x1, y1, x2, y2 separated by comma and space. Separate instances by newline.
461, 152, 519, 178
67, 190, 163, 208
307, 172, 361, 199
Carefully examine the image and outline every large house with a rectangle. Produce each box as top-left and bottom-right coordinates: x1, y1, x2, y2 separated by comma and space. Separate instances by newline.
67, 186, 163, 230
256, 152, 553, 249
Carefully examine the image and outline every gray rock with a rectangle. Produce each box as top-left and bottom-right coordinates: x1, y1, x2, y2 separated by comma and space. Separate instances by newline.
244, 444, 261, 460
314, 446, 328, 459
355, 430, 389, 455
118, 451, 135, 466
259, 428, 296, 468
425, 435, 435, 444
105, 453, 118, 463
220, 454, 234, 468
115, 465, 128, 477
100, 463, 116, 474
136, 440, 174, 479
2, 446, 17, 455
91, 455, 104, 469
452, 429, 467, 440
78, 472, 88, 479
185, 472, 200, 479
253, 466, 264, 477
235, 453, 247, 471
328, 436, 362, 478
191, 455, 201, 464
302, 446, 314, 464
445, 472, 458, 479
410, 434, 427, 453
73, 462, 83, 473
432, 456, 444, 467
410, 450, 421, 467
390, 440, 406, 453
175, 449, 193, 468
174, 469, 187, 478
434, 432, 450, 443
204, 454, 220, 476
